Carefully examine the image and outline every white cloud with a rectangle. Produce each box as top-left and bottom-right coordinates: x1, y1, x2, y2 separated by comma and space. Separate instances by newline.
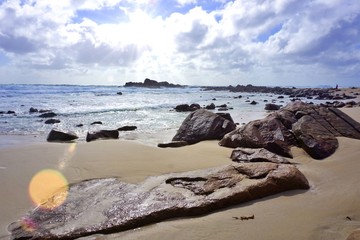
0, 0, 359, 86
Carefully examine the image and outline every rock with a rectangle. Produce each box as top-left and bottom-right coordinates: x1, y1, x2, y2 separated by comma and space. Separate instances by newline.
90, 121, 103, 125
29, 107, 38, 113
47, 129, 78, 142
38, 109, 51, 113
219, 114, 296, 158
174, 104, 200, 112
292, 115, 339, 159
250, 101, 258, 105
216, 112, 234, 123
117, 92, 123, 95
117, 126, 137, 131
346, 228, 360, 240
157, 141, 189, 148
86, 130, 119, 142
124, 78, 183, 88
265, 103, 280, 111
220, 101, 360, 159
9, 162, 309, 240
230, 148, 291, 164
44, 119, 61, 124
205, 103, 215, 110
76, 124, 84, 127
39, 112, 57, 118
7, 111, 15, 114
278, 96, 284, 99
172, 109, 237, 144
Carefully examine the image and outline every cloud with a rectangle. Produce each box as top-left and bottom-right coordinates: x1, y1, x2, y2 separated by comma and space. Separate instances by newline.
0, 0, 359, 86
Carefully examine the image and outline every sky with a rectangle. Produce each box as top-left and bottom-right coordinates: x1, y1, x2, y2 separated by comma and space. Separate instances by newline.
0, 0, 359, 87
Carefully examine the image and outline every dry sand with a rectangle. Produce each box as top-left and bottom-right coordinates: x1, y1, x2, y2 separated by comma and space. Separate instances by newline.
0, 106, 360, 240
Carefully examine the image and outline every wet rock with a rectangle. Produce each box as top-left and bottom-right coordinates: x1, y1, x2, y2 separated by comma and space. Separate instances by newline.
172, 109, 237, 144
265, 103, 280, 111
29, 107, 38, 113
117, 92, 123, 95
38, 109, 51, 113
9, 162, 309, 240
47, 129, 78, 142
117, 126, 137, 131
44, 119, 61, 124
231, 148, 290, 164
205, 103, 215, 110
86, 130, 119, 142
7, 111, 15, 114
91, 121, 103, 125
76, 124, 84, 127
250, 101, 258, 105
39, 112, 57, 118
157, 141, 189, 148
174, 104, 200, 112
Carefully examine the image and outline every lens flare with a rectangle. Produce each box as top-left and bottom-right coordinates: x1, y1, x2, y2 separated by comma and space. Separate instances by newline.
58, 143, 77, 170
28, 169, 68, 210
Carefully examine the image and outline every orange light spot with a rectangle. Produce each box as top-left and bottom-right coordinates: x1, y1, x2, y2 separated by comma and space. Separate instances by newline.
28, 169, 68, 209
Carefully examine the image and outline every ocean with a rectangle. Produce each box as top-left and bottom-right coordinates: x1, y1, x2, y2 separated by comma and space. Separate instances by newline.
0, 84, 293, 148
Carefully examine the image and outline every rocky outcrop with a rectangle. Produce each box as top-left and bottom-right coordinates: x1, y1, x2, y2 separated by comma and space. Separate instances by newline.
86, 130, 119, 142
220, 101, 360, 159
231, 148, 290, 164
124, 78, 183, 88
172, 109, 237, 144
9, 162, 309, 240
47, 129, 78, 142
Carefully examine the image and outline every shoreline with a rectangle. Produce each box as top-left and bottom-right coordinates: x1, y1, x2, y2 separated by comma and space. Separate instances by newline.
1, 101, 360, 239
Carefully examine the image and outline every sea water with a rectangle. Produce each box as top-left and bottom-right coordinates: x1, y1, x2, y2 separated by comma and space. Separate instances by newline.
0, 84, 292, 148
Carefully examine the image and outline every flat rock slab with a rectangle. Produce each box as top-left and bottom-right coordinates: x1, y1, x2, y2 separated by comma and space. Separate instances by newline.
9, 163, 309, 240
231, 148, 291, 164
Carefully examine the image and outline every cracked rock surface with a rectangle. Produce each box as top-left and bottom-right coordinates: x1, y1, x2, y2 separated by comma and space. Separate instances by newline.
9, 163, 309, 240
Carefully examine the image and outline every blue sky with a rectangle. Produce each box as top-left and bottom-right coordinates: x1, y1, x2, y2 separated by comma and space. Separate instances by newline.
0, 0, 359, 87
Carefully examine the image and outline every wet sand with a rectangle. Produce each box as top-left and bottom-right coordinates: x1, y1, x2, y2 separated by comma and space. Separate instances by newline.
0, 104, 359, 239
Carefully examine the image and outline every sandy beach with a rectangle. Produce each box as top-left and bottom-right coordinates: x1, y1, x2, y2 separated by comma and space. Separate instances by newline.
0, 105, 360, 240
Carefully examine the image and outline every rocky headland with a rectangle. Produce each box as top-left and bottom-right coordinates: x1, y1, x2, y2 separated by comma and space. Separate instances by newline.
124, 78, 184, 88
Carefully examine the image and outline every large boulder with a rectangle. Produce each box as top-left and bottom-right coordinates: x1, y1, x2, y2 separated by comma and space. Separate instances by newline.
220, 101, 360, 159
86, 130, 119, 142
47, 129, 78, 142
172, 109, 237, 144
292, 115, 338, 159
9, 162, 309, 240
219, 114, 296, 158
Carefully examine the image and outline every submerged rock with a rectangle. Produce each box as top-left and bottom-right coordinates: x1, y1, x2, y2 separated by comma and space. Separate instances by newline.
44, 119, 61, 124
172, 109, 236, 144
9, 162, 309, 240
39, 112, 57, 118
